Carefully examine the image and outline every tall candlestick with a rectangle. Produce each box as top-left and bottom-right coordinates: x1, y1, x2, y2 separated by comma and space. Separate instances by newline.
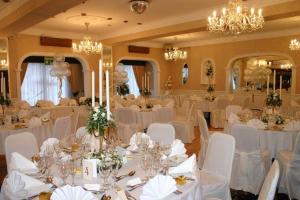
267, 75, 269, 95
142, 76, 144, 89
280, 75, 282, 99
106, 70, 110, 120
0, 72, 3, 96
92, 71, 95, 107
144, 72, 147, 89
99, 60, 103, 105
273, 70, 276, 91
147, 75, 150, 91
3, 76, 6, 100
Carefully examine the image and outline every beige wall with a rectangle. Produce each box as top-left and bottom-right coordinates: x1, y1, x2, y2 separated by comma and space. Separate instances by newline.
8, 34, 100, 98
170, 35, 300, 94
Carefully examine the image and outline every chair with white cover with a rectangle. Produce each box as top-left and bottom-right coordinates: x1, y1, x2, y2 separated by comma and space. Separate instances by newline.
147, 123, 175, 145
5, 132, 39, 169
230, 124, 271, 195
53, 116, 72, 139
197, 111, 210, 168
200, 132, 235, 200
115, 108, 141, 143
278, 133, 300, 199
154, 107, 174, 123
210, 98, 230, 128
75, 126, 88, 139
225, 105, 242, 120
258, 160, 280, 200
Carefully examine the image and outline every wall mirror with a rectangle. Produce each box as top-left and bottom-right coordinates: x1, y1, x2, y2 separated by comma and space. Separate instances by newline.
230, 55, 293, 93
182, 63, 189, 84
0, 38, 9, 97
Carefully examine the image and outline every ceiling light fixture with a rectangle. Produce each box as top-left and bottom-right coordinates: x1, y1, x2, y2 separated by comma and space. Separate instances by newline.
72, 22, 102, 54
129, 0, 149, 14
207, 0, 264, 35
164, 47, 187, 61
289, 39, 300, 51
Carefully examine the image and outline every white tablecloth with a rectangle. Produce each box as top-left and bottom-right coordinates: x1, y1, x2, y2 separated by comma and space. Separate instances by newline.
227, 123, 298, 158
136, 111, 156, 129
0, 123, 53, 155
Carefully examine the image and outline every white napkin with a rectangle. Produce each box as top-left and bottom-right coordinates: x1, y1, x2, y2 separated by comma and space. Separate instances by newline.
69, 99, 78, 106
140, 175, 177, 200
169, 139, 187, 158
18, 101, 31, 110
3, 171, 51, 199
228, 113, 240, 124
284, 120, 300, 131
18, 109, 29, 119
127, 132, 153, 151
39, 138, 59, 157
41, 112, 51, 121
168, 154, 197, 175
9, 152, 38, 174
152, 104, 162, 111
126, 178, 142, 187
51, 185, 97, 200
2, 170, 28, 199
247, 119, 266, 130
28, 117, 42, 128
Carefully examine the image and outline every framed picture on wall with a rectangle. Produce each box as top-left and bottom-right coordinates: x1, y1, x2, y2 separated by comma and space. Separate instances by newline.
201, 59, 216, 84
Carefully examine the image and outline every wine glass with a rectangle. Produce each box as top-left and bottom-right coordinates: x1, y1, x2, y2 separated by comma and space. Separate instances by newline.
69, 159, 76, 186
58, 161, 70, 186
98, 161, 112, 193
111, 161, 122, 188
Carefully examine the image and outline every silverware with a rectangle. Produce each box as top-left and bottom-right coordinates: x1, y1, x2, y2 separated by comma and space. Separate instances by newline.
173, 190, 183, 195
127, 182, 146, 191
125, 190, 137, 200
116, 170, 136, 182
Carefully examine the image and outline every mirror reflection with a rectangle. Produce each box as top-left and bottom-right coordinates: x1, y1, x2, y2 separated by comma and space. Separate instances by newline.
0, 38, 8, 97
182, 64, 189, 84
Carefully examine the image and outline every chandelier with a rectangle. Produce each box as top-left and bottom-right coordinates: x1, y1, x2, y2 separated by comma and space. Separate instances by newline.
72, 22, 102, 54
129, 0, 149, 14
207, 0, 264, 35
164, 47, 187, 61
289, 39, 300, 51
244, 59, 271, 84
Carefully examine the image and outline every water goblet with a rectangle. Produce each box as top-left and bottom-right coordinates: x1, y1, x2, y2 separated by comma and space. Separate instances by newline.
58, 161, 70, 186
111, 161, 122, 188
99, 162, 112, 193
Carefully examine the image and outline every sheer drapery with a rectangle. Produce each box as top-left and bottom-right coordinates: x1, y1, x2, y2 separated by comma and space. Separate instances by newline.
132, 65, 144, 90
21, 63, 72, 106
121, 65, 140, 97
20, 62, 28, 84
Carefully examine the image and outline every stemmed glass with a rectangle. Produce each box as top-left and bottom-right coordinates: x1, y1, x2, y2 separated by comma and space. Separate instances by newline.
161, 144, 171, 175
99, 161, 112, 193
111, 161, 122, 188
58, 161, 70, 186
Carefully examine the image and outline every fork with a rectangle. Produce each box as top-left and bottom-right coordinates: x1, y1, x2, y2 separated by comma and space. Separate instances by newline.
125, 190, 137, 200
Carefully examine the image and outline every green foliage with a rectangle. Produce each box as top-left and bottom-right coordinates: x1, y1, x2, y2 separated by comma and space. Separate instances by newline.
266, 91, 282, 107
116, 83, 130, 96
0, 94, 11, 106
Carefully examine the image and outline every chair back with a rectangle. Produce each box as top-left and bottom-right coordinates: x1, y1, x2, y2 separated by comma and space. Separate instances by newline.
225, 105, 242, 120
147, 123, 175, 145
75, 126, 88, 139
203, 132, 236, 182
231, 124, 260, 152
53, 116, 71, 139
258, 160, 280, 200
115, 108, 137, 124
198, 113, 210, 142
216, 98, 230, 110
155, 107, 174, 123
5, 132, 38, 166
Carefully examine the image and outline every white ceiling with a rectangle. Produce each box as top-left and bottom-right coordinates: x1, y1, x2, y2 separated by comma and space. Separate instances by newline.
0, 0, 30, 20
21, 0, 293, 42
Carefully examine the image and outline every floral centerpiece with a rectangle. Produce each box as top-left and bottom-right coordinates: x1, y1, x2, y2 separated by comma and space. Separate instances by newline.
266, 91, 282, 107
86, 106, 116, 151
261, 113, 285, 125
206, 61, 214, 79
86, 149, 123, 169
79, 97, 100, 107
145, 102, 153, 109
0, 94, 11, 115
116, 83, 129, 96
140, 88, 151, 97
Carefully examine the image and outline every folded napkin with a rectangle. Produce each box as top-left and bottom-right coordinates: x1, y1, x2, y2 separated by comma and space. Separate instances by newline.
169, 139, 187, 158
9, 152, 38, 174
284, 120, 300, 131
169, 154, 197, 175
69, 99, 78, 106
18, 109, 29, 119
18, 101, 31, 110
152, 104, 162, 111
127, 132, 153, 152
246, 119, 266, 130
127, 177, 142, 187
140, 175, 177, 200
51, 185, 97, 200
39, 138, 59, 157
41, 112, 51, 121
228, 113, 241, 125
28, 117, 42, 128
3, 170, 51, 199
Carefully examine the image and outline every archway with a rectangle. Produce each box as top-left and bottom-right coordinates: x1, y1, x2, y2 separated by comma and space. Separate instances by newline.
115, 57, 161, 96
16, 52, 91, 99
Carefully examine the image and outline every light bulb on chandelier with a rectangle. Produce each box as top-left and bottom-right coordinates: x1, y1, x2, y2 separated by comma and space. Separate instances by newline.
164, 47, 187, 61
289, 39, 300, 51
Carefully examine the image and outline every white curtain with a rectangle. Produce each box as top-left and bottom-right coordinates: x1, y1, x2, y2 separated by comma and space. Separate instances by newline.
21, 63, 72, 106
121, 65, 140, 97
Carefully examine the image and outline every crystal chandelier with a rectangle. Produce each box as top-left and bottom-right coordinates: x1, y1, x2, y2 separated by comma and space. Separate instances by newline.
164, 47, 187, 61
289, 39, 300, 51
72, 22, 102, 54
244, 59, 271, 84
207, 0, 264, 35
129, 0, 149, 14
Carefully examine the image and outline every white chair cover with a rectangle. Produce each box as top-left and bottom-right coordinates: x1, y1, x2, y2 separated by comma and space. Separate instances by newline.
75, 126, 88, 139
230, 124, 271, 194
115, 108, 141, 143
53, 116, 71, 139
200, 132, 235, 200
197, 112, 210, 168
258, 160, 280, 200
5, 132, 38, 170
211, 98, 230, 128
147, 123, 175, 145
278, 133, 300, 199
154, 107, 174, 123
225, 105, 242, 120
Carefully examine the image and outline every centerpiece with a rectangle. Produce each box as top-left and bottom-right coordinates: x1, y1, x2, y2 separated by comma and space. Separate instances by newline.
205, 61, 216, 102
140, 72, 151, 97
266, 91, 282, 114
0, 93, 11, 116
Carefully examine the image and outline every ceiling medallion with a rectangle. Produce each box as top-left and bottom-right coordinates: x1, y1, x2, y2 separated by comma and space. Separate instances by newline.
72, 22, 102, 54
129, 0, 149, 14
164, 47, 187, 61
207, 0, 264, 35
289, 39, 300, 51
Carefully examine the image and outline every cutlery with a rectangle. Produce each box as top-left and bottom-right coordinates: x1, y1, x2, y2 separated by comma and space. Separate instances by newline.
127, 182, 146, 191
173, 190, 183, 195
125, 190, 137, 200
116, 170, 136, 181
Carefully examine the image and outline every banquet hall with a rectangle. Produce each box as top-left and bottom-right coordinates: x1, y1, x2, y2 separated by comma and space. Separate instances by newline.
0, 0, 300, 199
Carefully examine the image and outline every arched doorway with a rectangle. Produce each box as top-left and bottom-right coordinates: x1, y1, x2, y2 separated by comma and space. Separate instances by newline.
116, 57, 160, 96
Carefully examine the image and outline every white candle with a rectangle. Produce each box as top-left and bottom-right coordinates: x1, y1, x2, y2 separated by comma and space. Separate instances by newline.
142, 76, 144, 89
3, 76, 6, 100
280, 75, 282, 99
99, 60, 103, 106
147, 75, 150, 91
92, 71, 95, 107
144, 72, 147, 89
267, 75, 269, 95
0, 72, 3, 95
273, 70, 276, 91
106, 70, 110, 120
